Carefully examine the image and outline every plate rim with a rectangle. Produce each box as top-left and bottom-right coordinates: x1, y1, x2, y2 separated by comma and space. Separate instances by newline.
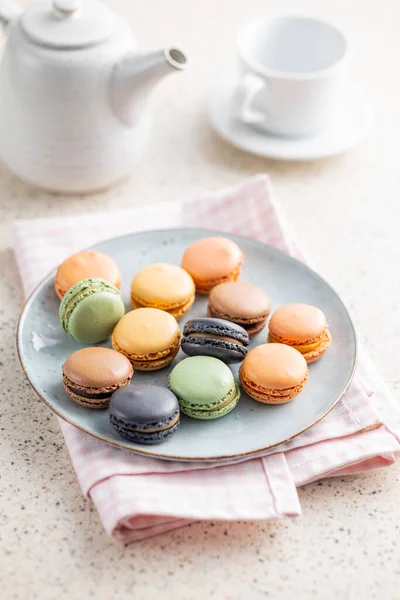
16, 227, 358, 462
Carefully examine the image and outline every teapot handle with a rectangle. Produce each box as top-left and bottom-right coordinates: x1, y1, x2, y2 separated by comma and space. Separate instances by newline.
0, 0, 22, 26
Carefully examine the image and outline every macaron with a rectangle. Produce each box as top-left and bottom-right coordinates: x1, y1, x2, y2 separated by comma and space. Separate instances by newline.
112, 307, 180, 370
181, 237, 244, 294
62, 347, 133, 408
268, 303, 332, 363
181, 317, 249, 362
109, 384, 180, 444
130, 263, 195, 319
168, 356, 240, 420
59, 278, 125, 343
55, 251, 120, 300
239, 343, 308, 404
208, 281, 271, 335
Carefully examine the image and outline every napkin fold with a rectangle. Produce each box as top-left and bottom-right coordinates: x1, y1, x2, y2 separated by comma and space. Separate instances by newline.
13, 175, 400, 543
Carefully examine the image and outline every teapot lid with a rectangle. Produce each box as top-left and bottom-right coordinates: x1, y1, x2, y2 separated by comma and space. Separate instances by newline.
21, 0, 115, 49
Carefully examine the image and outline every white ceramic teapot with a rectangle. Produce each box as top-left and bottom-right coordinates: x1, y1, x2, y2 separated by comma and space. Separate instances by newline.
0, 0, 187, 192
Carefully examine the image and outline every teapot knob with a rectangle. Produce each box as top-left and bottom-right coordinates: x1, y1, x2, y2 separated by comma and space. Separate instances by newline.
52, 0, 81, 15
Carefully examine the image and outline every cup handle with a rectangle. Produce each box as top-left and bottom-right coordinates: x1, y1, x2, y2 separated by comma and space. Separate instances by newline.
233, 73, 269, 124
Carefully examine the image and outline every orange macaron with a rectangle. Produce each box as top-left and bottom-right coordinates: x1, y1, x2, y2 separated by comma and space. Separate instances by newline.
112, 307, 181, 371
181, 237, 244, 294
268, 303, 331, 363
130, 263, 195, 319
239, 343, 308, 404
55, 251, 120, 300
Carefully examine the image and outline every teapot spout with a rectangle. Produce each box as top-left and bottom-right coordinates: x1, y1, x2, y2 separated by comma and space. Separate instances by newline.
110, 48, 187, 127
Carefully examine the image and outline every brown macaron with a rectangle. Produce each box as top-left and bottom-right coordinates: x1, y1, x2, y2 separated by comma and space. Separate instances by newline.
62, 347, 133, 408
239, 343, 308, 404
208, 281, 271, 335
268, 303, 331, 363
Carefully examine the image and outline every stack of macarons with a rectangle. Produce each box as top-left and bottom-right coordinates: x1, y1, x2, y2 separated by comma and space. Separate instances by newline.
56, 251, 125, 344
54, 236, 332, 446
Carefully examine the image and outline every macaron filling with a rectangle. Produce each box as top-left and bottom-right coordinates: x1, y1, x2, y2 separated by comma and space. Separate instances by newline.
131, 292, 194, 312
126, 412, 180, 434
110, 409, 180, 435
208, 306, 268, 334
208, 304, 268, 327
240, 370, 308, 400
63, 375, 131, 408
131, 293, 195, 318
186, 332, 245, 345
268, 328, 332, 362
62, 375, 132, 406
268, 332, 325, 353
112, 333, 180, 368
183, 320, 249, 345
176, 383, 240, 419
63, 379, 121, 400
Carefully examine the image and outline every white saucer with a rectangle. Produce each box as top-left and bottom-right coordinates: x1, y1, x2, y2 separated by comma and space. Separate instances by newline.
209, 79, 374, 161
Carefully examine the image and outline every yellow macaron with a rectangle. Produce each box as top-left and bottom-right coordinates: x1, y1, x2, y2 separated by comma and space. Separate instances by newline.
112, 307, 180, 371
131, 263, 195, 319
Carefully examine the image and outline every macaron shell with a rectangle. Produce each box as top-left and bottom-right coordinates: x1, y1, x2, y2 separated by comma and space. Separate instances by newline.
240, 343, 308, 390
62, 347, 133, 388
130, 263, 195, 313
208, 281, 270, 322
269, 303, 327, 344
55, 251, 120, 299
66, 292, 125, 344
181, 237, 243, 293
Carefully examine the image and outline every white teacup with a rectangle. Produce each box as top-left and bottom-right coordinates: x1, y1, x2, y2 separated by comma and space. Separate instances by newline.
234, 16, 348, 137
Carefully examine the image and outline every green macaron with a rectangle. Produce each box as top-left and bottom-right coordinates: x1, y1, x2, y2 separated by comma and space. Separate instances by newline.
168, 355, 240, 420
59, 277, 125, 344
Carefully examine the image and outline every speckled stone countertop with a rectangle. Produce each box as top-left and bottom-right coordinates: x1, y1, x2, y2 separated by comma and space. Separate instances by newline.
1, 0, 400, 598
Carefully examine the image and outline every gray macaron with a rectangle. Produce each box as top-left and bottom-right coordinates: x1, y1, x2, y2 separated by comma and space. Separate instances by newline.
181, 317, 249, 362
109, 384, 180, 445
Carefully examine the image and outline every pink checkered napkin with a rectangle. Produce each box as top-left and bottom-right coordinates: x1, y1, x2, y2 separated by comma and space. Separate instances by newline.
13, 175, 400, 543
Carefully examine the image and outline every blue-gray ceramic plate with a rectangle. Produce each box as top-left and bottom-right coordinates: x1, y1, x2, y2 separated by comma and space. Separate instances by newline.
17, 229, 356, 462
